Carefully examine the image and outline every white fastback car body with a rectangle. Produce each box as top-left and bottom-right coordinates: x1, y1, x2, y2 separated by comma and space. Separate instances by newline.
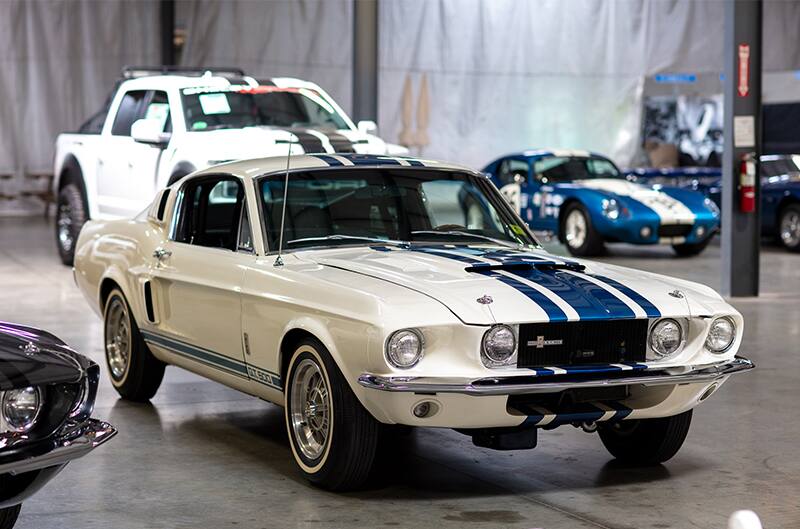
73, 154, 752, 490
53, 67, 406, 265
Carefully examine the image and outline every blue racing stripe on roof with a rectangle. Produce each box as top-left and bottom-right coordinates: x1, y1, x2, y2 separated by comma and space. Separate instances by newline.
406, 159, 425, 166
591, 275, 661, 318
338, 154, 402, 166
313, 154, 344, 166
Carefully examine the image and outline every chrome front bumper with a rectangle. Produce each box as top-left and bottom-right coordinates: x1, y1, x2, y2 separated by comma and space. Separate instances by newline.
0, 419, 117, 476
358, 356, 753, 396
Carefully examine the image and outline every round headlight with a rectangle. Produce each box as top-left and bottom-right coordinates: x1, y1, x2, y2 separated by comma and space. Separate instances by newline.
386, 329, 424, 368
706, 316, 736, 353
481, 325, 517, 366
602, 199, 620, 220
649, 319, 683, 358
2, 387, 42, 432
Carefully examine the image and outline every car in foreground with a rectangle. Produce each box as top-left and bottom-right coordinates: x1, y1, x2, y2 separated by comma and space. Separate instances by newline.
0, 322, 116, 528
73, 154, 751, 490
627, 154, 800, 252
53, 66, 406, 265
483, 150, 720, 256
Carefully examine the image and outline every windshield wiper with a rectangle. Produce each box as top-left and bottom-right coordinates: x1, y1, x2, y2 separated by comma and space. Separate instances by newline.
286, 235, 410, 248
410, 230, 523, 249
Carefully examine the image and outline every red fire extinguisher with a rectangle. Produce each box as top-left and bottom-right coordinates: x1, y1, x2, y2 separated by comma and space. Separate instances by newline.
739, 153, 757, 213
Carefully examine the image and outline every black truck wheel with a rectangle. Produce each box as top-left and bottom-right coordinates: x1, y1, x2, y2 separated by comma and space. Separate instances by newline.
55, 182, 88, 266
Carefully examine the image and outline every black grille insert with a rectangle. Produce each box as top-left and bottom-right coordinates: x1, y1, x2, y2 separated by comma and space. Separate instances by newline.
658, 224, 692, 238
517, 319, 647, 368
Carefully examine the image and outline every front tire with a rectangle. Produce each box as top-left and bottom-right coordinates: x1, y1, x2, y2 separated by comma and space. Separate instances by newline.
103, 289, 166, 401
598, 410, 692, 465
55, 182, 88, 266
285, 337, 379, 491
778, 203, 800, 252
672, 237, 711, 257
0, 505, 21, 529
560, 203, 605, 256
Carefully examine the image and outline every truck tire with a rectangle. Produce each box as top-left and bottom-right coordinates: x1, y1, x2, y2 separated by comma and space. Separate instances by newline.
0, 505, 21, 529
560, 203, 605, 256
55, 182, 88, 266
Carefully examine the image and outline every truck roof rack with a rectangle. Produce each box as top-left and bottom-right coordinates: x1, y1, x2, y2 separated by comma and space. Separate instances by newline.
121, 66, 248, 80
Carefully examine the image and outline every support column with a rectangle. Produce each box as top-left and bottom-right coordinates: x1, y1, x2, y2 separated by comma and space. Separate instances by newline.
352, 0, 378, 122
721, 0, 762, 297
160, 0, 176, 66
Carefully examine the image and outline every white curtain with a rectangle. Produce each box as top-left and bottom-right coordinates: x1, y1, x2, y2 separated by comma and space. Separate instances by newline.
0, 0, 160, 214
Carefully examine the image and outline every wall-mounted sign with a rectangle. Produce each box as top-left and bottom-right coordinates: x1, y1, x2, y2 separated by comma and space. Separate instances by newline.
738, 44, 750, 97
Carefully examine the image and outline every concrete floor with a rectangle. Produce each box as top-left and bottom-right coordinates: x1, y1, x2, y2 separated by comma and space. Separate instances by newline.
0, 217, 798, 529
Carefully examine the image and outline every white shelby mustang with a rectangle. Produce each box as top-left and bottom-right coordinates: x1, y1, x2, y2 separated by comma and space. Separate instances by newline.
53, 66, 407, 265
72, 153, 752, 491
483, 150, 721, 257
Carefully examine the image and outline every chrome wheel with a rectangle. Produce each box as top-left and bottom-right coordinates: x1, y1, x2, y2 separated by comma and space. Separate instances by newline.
105, 297, 131, 381
564, 209, 587, 248
289, 358, 331, 460
780, 209, 800, 248
57, 202, 74, 252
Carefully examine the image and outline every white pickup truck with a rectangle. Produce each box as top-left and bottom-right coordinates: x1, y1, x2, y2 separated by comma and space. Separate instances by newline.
53, 66, 406, 264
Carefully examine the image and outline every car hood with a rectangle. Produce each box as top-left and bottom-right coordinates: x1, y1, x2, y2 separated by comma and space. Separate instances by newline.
302, 245, 726, 325
0, 322, 91, 390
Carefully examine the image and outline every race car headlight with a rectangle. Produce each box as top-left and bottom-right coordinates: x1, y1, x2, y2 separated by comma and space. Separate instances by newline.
648, 319, 683, 358
704, 198, 720, 217
705, 316, 736, 353
602, 198, 620, 220
2, 387, 43, 433
481, 325, 517, 367
386, 329, 424, 368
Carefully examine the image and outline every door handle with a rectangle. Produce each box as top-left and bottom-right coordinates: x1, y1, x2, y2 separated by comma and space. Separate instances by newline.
153, 248, 172, 261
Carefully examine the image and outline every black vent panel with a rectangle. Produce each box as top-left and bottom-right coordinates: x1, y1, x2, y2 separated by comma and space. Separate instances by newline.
658, 224, 692, 238
518, 319, 647, 368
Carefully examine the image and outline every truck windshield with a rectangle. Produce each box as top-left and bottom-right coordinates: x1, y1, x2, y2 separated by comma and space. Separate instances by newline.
181, 86, 350, 131
259, 168, 538, 250
534, 156, 622, 184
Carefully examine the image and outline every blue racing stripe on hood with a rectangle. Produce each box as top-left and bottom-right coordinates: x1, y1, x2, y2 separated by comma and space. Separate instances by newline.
476, 270, 569, 321
591, 274, 661, 318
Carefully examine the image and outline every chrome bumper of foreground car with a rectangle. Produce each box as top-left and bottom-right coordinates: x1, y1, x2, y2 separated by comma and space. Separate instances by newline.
0, 419, 117, 475
358, 357, 754, 396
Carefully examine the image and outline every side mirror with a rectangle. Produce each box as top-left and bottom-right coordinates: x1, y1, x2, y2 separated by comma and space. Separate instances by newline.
131, 118, 171, 147
357, 120, 378, 136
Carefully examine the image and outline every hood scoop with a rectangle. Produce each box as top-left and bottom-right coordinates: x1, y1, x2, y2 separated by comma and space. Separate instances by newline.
465, 260, 586, 273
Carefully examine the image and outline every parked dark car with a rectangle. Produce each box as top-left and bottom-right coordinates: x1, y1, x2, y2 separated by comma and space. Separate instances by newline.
0, 322, 116, 528
626, 154, 800, 252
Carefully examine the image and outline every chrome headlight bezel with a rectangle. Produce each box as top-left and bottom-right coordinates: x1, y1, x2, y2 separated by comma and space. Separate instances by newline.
385, 328, 425, 369
705, 316, 736, 353
1, 386, 44, 433
481, 324, 518, 368
648, 318, 685, 359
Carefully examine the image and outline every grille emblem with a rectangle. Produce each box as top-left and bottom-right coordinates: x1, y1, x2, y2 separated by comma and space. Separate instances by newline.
528, 335, 564, 349
476, 295, 494, 305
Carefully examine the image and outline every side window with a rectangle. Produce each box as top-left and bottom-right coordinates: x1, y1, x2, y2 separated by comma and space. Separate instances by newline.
111, 90, 148, 136
238, 207, 254, 253
497, 159, 530, 186
142, 91, 172, 133
175, 177, 245, 250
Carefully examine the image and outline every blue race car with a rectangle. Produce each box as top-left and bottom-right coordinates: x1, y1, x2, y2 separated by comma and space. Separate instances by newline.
483, 150, 720, 257
627, 154, 800, 252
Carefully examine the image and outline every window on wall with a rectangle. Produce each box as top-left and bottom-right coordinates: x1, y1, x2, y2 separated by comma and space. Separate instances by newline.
175, 177, 245, 251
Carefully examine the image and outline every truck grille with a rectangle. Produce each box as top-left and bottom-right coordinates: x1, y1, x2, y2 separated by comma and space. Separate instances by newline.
517, 319, 647, 368
658, 224, 692, 238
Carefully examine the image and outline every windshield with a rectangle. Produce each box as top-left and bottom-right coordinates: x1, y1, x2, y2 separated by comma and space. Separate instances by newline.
534, 156, 622, 184
259, 168, 537, 250
181, 86, 350, 131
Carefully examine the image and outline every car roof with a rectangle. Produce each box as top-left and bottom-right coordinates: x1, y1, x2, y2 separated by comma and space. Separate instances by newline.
119, 75, 324, 93
189, 154, 476, 181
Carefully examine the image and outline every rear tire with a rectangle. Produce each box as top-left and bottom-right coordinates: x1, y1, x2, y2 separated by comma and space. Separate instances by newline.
778, 203, 800, 252
0, 505, 21, 529
598, 410, 692, 465
285, 337, 379, 491
672, 237, 711, 257
560, 203, 605, 256
103, 289, 166, 401
55, 182, 88, 266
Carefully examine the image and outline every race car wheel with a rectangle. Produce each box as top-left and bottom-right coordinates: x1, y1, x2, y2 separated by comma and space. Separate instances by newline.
778, 203, 800, 252
55, 182, 88, 266
0, 505, 21, 529
104, 288, 165, 402
285, 337, 379, 491
672, 237, 711, 257
561, 203, 604, 256
598, 410, 692, 465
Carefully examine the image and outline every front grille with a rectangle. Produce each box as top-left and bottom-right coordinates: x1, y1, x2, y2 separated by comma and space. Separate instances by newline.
658, 224, 692, 238
517, 319, 647, 368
